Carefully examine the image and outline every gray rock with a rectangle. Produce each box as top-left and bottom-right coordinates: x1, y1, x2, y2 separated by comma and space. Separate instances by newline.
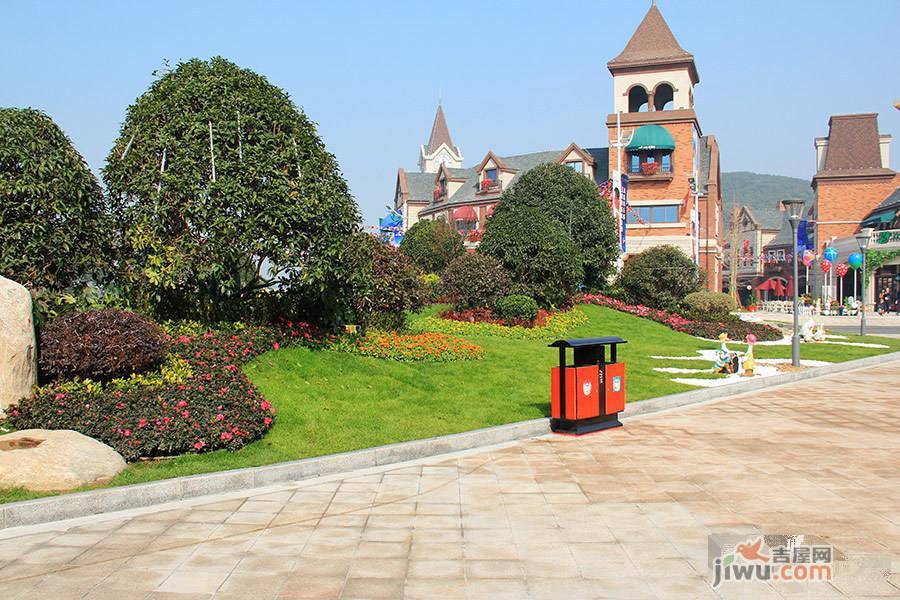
0, 276, 36, 416
0, 429, 126, 492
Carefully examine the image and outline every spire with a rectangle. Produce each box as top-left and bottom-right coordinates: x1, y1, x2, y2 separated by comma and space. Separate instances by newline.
608, 3, 697, 81
426, 104, 457, 154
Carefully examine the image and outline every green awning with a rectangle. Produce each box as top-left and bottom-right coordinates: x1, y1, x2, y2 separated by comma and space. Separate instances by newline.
862, 211, 895, 226
626, 124, 676, 151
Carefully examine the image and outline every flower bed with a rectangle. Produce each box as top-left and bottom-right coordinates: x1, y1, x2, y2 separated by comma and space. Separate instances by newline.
414, 308, 588, 339
7, 326, 294, 461
338, 332, 484, 362
577, 294, 782, 342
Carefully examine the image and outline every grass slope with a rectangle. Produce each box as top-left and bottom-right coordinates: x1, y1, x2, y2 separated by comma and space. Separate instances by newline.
2, 304, 897, 504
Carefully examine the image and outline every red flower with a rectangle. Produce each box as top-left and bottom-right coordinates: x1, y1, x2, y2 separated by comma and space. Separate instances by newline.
220, 432, 233, 441
193, 441, 206, 450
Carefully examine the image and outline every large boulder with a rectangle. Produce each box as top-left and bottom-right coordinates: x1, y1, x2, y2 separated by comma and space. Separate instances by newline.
0, 276, 37, 416
0, 429, 126, 492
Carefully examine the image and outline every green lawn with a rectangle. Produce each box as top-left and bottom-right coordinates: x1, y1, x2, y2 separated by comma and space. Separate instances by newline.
2, 304, 898, 505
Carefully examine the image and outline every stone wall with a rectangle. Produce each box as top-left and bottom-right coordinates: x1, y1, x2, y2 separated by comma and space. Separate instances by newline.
0, 276, 36, 415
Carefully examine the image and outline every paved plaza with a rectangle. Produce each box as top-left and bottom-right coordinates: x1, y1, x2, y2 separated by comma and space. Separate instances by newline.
0, 361, 898, 599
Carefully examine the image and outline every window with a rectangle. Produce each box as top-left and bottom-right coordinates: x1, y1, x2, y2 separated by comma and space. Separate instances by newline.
565, 160, 583, 173
651, 205, 678, 223
653, 83, 674, 111
661, 153, 671, 172
627, 204, 680, 225
485, 168, 498, 182
629, 150, 673, 174
630, 154, 640, 173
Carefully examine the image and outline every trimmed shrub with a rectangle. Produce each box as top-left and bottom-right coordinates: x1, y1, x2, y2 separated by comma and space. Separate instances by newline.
1, 108, 115, 293
614, 245, 701, 311
399, 220, 465, 273
479, 206, 583, 308
494, 294, 539, 322
39, 309, 168, 382
336, 332, 484, 362
497, 163, 618, 288
441, 253, 511, 310
682, 291, 738, 321
355, 236, 427, 331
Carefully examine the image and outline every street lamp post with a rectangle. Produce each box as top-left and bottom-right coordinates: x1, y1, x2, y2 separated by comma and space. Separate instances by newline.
855, 228, 874, 336
782, 199, 806, 367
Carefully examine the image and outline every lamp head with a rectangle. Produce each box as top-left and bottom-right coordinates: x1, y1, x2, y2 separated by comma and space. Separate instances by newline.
781, 198, 805, 222
855, 227, 874, 251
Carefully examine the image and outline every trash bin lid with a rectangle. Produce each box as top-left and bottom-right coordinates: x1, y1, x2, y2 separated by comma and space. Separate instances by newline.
548, 337, 627, 348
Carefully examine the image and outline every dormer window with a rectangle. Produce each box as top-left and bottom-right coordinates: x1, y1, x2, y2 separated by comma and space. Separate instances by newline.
485, 168, 498, 182
565, 161, 584, 174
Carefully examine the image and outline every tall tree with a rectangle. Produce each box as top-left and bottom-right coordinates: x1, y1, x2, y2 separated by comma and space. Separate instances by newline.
497, 163, 618, 288
103, 57, 361, 322
0, 108, 114, 291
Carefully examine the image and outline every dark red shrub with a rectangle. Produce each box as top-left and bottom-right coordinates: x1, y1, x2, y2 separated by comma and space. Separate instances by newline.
39, 309, 168, 381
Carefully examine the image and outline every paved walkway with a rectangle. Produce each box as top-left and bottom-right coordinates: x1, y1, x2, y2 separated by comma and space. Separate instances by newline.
0, 362, 898, 599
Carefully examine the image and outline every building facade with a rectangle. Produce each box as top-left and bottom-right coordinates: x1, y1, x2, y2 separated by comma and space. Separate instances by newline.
391, 4, 724, 290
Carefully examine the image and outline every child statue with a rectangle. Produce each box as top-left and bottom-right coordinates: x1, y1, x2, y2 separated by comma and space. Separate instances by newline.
742, 334, 757, 376
714, 333, 741, 374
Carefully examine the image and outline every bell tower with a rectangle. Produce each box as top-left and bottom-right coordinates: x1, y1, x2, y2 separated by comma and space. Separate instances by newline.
419, 104, 463, 173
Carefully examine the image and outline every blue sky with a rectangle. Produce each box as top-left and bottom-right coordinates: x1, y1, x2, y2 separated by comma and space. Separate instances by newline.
3, 0, 898, 226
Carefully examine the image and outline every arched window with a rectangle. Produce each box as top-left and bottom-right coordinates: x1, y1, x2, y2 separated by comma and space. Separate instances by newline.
628, 86, 649, 113
654, 83, 674, 111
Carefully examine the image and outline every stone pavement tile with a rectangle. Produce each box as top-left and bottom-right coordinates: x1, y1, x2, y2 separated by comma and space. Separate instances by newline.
465, 559, 524, 579
16, 544, 86, 565
290, 557, 352, 578
156, 569, 229, 594
355, 540, 409, 558
233, 553, 295, 575
407, 558, 464, 579
147, 592, 213, 600
97, 566, 171, 591
218, 571, 288, 597
347, 557, 407, 579
463, 542, 518, 560
527, 578, 605, 600
409, 541, 464, 560
463, 578, 530, 599
181, 550, 243, 573
403, 577, 467, 599
339, 577, 402, 599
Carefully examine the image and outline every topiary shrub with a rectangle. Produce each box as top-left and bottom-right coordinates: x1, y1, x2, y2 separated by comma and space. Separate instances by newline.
355, 236, 427, 331
1, 108, 115, 292
399, 220, 465, 273
494, 294, 539, 322
614, 245, 701, 311
441, 253, 511, 310
497, 163, 618, 288
479, 206, 583, 308
682, 291, 738, 321
39, 309, 168, 382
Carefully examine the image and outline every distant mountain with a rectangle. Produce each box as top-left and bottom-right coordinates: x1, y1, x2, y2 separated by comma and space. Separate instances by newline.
721, 171, 814, 230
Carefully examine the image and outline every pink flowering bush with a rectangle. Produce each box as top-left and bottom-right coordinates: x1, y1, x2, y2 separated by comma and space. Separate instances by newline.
578, 293, 782, 342
7, 323, 324, 461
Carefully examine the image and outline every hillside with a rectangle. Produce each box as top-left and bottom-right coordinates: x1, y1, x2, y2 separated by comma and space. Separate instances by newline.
721, 171, 813, 230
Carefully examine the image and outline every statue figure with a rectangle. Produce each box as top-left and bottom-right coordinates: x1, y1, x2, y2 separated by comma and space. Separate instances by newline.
714, 333, 741, 374
799, 315, 817, 343
813, 323, 826, 342
742, 334, 757, 376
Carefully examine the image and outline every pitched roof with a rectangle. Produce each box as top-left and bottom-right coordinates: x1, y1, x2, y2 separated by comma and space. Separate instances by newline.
608, 4, 697, 81
426, 104, 458, 155
816, 114, 893, 178
407, 172, 437, 202
767, 200, 813, 248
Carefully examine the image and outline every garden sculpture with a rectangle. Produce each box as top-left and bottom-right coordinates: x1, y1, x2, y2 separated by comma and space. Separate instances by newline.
742, 334, 757, 376
714, 333, 741, 374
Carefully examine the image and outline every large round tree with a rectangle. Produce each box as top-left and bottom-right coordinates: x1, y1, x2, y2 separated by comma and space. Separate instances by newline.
0, 108, 113, 291
399, 219, 464, 273
480, 205, 583, 308
497, 163, 618, 288
103, 57, 361, 322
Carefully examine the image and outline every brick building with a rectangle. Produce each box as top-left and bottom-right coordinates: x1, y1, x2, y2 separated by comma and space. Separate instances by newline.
809, 113, 898, 299
391, 3, 724, 290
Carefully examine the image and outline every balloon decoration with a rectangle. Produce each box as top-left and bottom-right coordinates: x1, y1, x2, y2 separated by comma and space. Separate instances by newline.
823, 247, 838, 263
802, 250, 815, 267
836, 262, 849, 278
848, 252, 863, 269
820, 259, 832, 273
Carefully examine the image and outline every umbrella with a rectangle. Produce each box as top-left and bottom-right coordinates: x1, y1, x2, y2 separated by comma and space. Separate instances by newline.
786, 276, 794, 298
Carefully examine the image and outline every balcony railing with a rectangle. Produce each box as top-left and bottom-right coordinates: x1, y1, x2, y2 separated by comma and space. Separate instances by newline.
477, 179, 503, 194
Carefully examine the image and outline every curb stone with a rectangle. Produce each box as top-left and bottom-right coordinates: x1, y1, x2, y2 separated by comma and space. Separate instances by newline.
2, 350, 899, 531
